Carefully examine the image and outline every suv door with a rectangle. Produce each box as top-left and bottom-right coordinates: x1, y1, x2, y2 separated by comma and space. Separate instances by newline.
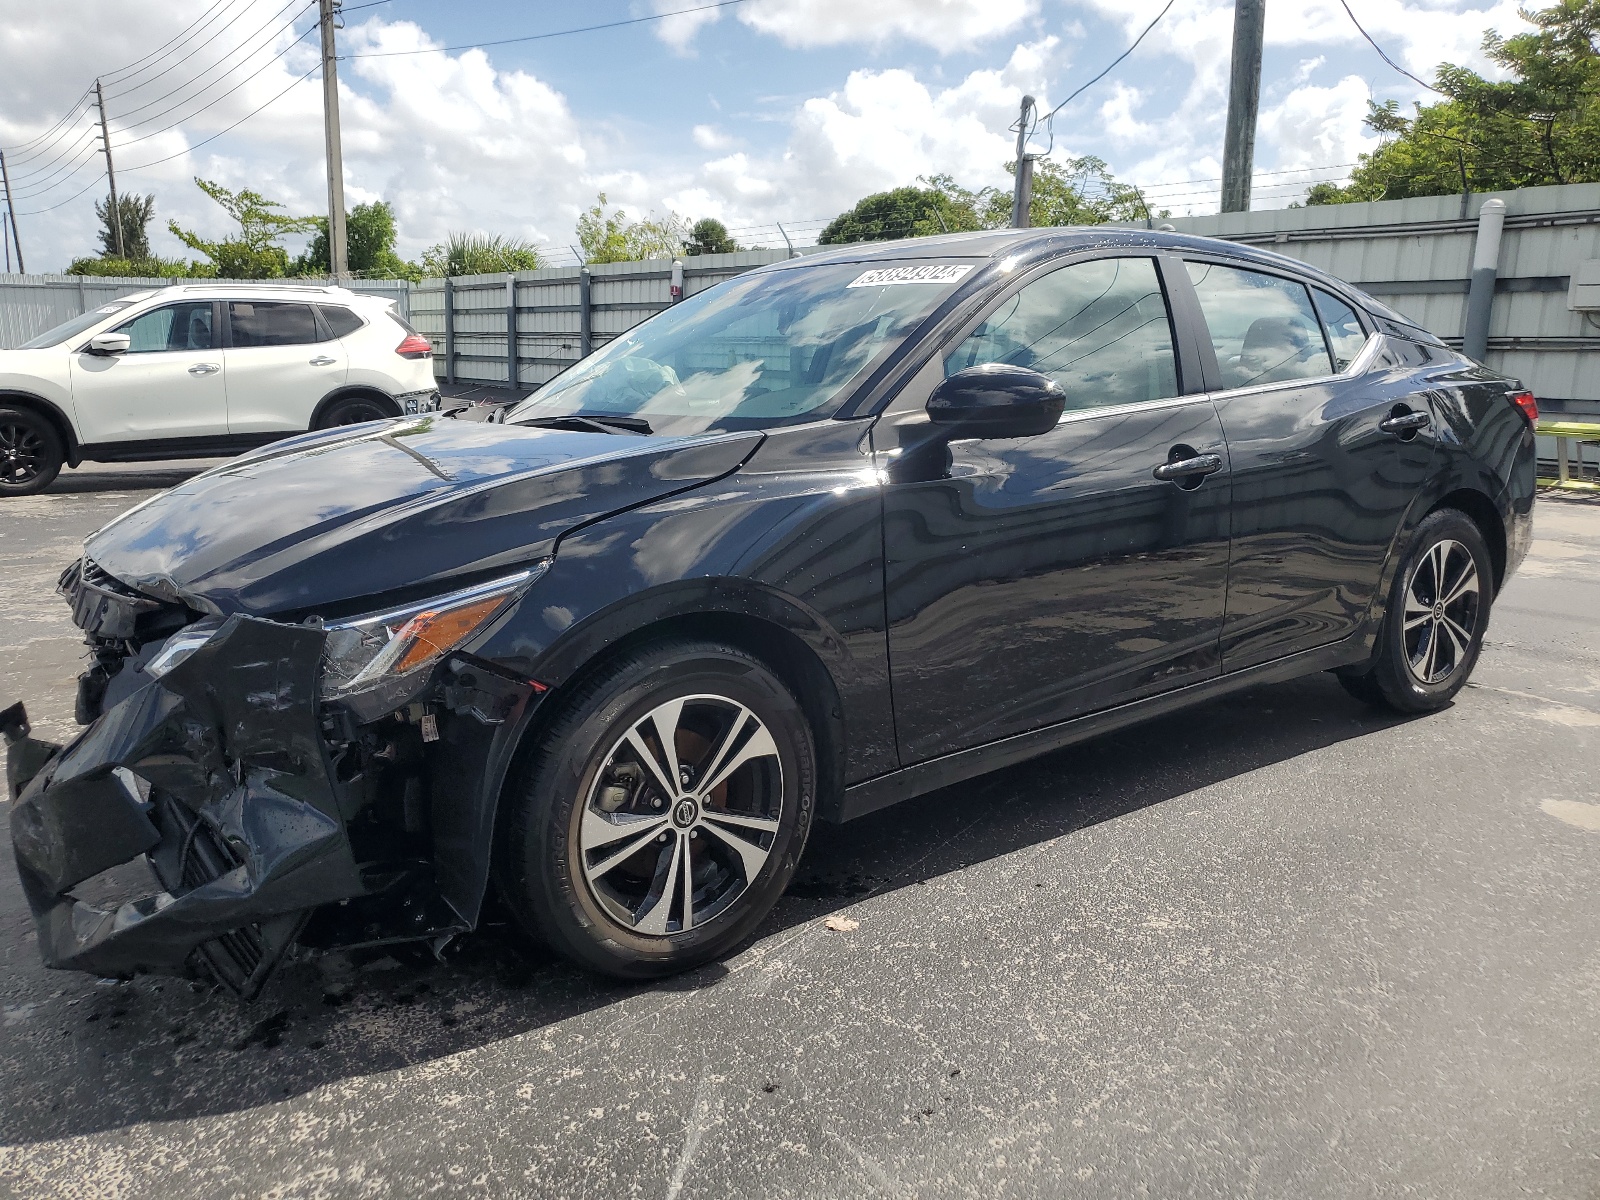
1178, 257, 1438, 670
222, 300, 348, 434
875, 253, 1232, 766
68, 300, 227, 445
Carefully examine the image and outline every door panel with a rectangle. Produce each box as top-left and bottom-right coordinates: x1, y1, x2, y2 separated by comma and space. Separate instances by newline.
877, 254, 1230, 766
1181, 260, 1438, 668
69, 301, 227, 442
223, 300, 347, 433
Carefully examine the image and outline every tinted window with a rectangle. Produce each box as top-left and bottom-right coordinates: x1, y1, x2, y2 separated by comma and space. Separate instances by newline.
1186, 262, 1334, 389
1311, 288, 1367, 371
113, 302, 214, 353
19, 301, 134, 350
319, 305, 365, 338
229, 301, 321, 347
946, 256, 1178, 409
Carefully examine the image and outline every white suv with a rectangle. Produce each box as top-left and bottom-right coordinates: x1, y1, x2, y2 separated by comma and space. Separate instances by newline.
0, 284, 440, 495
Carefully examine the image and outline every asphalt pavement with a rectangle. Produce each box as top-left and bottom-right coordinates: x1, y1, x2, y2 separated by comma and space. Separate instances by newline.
0, 462, 1597, 1199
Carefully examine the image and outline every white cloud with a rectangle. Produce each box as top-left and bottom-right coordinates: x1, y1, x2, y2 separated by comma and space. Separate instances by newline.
692, 124, 733, 150
656, 0, 1039, 52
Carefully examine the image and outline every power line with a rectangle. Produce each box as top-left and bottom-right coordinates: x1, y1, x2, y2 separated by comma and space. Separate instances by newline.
1041, 0, 1176, 129
119, 62, 323, 176
102, 0, 256, 87
0, 89, 94, 163
341, 0, 754, 59
1336, 0, 1440, 93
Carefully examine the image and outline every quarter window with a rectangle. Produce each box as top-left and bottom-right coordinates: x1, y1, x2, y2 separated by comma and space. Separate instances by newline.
1186, 262, 1334, 388
112, 302, 215, 353
1311, 288, 1367, 371
946, 256, 1179, 410
229, 301, 322, 347
318, 305, 366, 338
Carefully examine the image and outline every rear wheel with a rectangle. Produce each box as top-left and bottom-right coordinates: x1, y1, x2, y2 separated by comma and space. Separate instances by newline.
0, 406, 64, 496
495, 640, 816, 979
316, 394, 395, 428
1337, 508, 1492, 713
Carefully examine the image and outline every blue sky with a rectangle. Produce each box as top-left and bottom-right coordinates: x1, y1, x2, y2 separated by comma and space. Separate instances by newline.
0, 0, 1532, 270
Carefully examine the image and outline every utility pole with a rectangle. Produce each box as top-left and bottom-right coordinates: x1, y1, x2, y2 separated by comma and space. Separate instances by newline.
318, 0, 349, 279
1010, 95, 1036, 228
0, 149, 22, 273
1221, 0, 1266, 213
94, 79, 125, 258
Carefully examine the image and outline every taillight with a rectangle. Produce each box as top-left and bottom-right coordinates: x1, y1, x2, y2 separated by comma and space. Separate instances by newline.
396, 333, 433, 359
1509, 389, 1538, 426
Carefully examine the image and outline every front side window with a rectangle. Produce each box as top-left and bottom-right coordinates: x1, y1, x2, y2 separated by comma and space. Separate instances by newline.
1187, 261, 1334, 389
112, 301, 215, 353
1311, 288, 1367, 371
20, 301, 135, 350
229, 301, 321, 348
505, 260, 977, 435
946, 256, 1179, 410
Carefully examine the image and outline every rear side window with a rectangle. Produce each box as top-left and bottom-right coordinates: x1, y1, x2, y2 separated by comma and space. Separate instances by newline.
1311, 289, 1367, 371
113, 301, 215, 353
946, 256, 1179, 410
229, 301, 321, 347
319, 305, 366, 338
1186, 262, 1334, 389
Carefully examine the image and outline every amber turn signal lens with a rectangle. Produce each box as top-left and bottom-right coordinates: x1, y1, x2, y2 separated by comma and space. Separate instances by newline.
390, 595, 508, 673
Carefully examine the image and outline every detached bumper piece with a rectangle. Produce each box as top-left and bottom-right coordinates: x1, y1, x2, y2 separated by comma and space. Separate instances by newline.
5, 617, 364, 999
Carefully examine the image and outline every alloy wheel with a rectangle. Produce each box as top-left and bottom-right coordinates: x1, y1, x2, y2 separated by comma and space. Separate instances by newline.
1402, 537, 1480, 685
578, 694, 783, 936
0, 420, 46, 487
333, 400, 390, 425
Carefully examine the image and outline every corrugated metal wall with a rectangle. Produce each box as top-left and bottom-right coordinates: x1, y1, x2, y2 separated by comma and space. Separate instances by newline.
409, 250, 799, 390
0, 274, 412, 348
1127, 182, 1600, 414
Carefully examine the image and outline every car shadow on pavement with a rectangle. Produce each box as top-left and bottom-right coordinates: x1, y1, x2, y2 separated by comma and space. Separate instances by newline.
43, 464, 224, 494
0, 670, 1418, 1147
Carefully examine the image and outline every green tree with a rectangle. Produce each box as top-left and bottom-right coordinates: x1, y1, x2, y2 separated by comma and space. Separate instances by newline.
1308, 0, 1600, 204
166, 178, 318, 278
817, 183, 982, 243
66, 254, 210, 278
94, 192, 156, 260
417, 232, 543, 277
683, 217, 741, 255
576, 193, 687, 263
293, 200, 421, 280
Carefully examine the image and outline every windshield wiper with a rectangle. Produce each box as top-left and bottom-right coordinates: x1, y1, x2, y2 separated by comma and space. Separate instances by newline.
513, 413, 652, 435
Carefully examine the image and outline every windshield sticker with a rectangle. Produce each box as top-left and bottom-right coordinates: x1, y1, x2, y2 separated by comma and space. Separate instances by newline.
846, 264, 974, 289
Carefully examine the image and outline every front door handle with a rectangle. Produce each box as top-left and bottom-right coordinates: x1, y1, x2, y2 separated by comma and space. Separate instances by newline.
1152, 451, 1224, 483
187, 362, 220, 375
309, 355, 338, 366
1379, 408, 1431, 437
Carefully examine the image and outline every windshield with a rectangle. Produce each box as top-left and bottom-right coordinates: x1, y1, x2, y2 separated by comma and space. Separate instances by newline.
15, 301, 138, 350
505, 260, 978, 435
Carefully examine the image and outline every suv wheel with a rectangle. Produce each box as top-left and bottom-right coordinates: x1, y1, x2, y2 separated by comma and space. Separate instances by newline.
495, 640, 816, 979
317, 395, 395, 428
0, 407, 64, 496
1338, 508, 1493, 713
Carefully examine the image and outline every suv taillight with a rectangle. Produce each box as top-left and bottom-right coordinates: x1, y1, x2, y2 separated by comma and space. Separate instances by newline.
1509, 389, 1538, 426
396, 334, 433, 359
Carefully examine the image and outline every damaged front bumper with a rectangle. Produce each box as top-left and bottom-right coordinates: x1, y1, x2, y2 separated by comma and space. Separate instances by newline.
5, 616, 367, 997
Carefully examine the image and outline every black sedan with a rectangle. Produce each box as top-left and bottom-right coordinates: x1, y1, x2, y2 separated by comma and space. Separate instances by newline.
4, 229, 1535, 996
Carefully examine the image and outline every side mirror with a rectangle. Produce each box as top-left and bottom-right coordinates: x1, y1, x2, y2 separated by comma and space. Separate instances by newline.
86, 332, 131, 356
926, 364, 1065, 438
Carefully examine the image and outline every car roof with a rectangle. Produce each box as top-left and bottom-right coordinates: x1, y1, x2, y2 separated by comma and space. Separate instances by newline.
138, 284, 386, 306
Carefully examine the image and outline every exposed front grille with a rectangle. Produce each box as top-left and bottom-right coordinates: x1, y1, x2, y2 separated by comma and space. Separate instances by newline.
59, 557, 164, 641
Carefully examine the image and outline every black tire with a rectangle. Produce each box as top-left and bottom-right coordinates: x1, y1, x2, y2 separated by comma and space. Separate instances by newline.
316, 394, 396, 428
1337, 508, 1493, 713
495, 640, 816, 980
0, 406, 64, 496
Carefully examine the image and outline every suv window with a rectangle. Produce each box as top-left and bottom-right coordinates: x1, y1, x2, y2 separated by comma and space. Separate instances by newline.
946, 256, 1179, 410
1311, 288, 1367, 371
318, 305, 366, 338
229, 301, 322, 347
1186, 261, 1334, 389
112, 301, 215, 353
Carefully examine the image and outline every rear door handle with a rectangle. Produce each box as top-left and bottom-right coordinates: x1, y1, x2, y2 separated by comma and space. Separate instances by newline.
1152, 452, 1224, 483
309, 355, 338, 366
1379, 410, 1431, 435
187, 362, 220, 375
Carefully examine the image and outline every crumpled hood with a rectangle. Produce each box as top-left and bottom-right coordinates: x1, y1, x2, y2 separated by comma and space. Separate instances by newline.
85, 417, 762, 618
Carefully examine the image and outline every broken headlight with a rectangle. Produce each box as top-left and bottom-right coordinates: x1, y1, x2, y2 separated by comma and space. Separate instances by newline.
318, 566, 544, 719
146, 618, 226, 679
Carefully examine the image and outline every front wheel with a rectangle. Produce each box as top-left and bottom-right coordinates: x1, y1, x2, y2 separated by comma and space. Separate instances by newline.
0, 406, 64, 496
1338, 508, 1493, 713
495, 640, 816, 979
